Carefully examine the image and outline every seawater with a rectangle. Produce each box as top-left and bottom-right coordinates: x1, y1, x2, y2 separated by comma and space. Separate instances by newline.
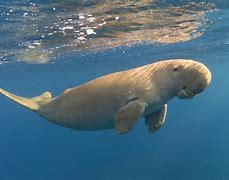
0, 1, 229, 180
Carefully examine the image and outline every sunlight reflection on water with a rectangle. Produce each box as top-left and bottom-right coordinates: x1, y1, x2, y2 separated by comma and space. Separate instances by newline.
0, 0, 215, 63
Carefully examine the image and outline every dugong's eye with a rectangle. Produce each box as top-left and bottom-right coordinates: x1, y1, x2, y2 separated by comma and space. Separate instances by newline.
173, 66, 179, 72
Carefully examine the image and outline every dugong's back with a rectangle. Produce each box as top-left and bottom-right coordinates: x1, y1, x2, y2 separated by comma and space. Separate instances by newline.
50, 66, 152, 131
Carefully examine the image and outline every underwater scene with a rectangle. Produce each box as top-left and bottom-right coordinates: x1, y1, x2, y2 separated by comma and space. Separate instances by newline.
0, 0, 228, 179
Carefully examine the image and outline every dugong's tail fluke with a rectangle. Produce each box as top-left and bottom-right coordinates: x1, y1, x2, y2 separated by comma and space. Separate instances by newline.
0, 88, 52, 111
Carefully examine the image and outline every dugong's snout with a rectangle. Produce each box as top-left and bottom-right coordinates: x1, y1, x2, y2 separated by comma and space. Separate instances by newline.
176, 60, 211, 99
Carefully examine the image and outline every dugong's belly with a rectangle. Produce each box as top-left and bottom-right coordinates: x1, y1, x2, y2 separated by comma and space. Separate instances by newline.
59, 101, 119, 131
52, 86, 130, 131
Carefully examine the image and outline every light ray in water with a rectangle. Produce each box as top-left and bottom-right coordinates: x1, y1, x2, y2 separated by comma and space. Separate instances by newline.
0, 0, 215, 63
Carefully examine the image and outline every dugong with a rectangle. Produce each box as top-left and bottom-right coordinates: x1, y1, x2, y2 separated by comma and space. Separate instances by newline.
0, 59, 211, 134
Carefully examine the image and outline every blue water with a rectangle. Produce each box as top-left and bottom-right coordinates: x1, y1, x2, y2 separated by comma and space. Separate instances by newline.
0, 1, 229, 180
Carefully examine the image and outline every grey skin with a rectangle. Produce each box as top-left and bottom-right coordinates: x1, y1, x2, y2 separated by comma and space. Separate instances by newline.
0, 59, 211, 134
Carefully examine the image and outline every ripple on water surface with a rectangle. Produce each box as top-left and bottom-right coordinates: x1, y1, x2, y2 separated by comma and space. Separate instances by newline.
0, 0, 215, 63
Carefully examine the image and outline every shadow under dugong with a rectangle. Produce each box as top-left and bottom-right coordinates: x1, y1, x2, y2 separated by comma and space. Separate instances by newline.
0, 59, 211, 134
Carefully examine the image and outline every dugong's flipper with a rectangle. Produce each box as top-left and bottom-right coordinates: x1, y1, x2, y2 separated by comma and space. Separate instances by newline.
115, 100, 148, 134
0, 88, 52, 111
145, 104, 167, 134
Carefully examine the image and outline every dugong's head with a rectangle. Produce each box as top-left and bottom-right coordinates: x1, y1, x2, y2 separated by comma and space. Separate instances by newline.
157, 59, 212, 99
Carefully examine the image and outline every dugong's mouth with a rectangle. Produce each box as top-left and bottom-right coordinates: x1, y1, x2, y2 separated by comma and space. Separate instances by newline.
177, 87, 195, 99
